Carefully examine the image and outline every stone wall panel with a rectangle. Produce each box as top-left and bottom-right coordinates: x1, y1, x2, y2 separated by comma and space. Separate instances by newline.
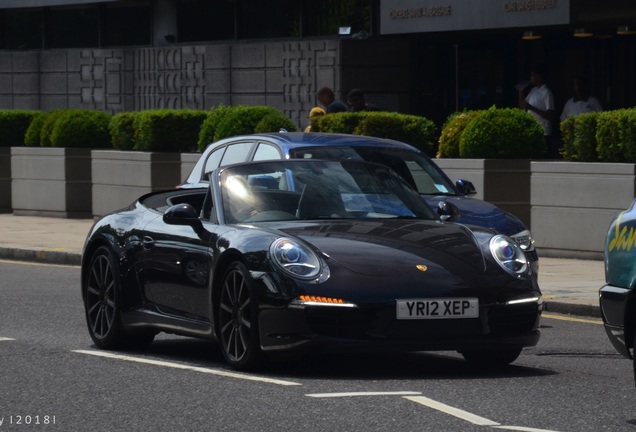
232, 44, 265, 68
41, 52, 67, 72
0, 53, 11, 73
12, 53, 39, 72
0, 39, 387, 129
13, 73, 39, 94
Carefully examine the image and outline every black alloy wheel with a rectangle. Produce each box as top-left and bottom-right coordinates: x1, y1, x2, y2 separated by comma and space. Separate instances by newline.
84, 246, 154, 350
460, 348, 522, 368
218, 261, 263, 370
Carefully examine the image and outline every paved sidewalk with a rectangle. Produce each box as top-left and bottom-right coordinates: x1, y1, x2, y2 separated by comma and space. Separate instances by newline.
0, 213, 606, 318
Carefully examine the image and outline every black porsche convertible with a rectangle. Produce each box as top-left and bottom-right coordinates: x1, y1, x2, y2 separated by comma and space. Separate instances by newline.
81, 159, 542, 370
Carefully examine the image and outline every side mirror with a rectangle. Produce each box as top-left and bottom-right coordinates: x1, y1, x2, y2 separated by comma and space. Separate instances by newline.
437, 200, 460, 221
455, 179, 477, 196
163, 204, 203, 231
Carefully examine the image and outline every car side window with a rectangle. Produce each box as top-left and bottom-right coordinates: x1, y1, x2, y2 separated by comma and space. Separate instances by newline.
252, 143, 281, 161
403, 159, 453, 195
221, 142, 253, 166
203, 147, 225, 180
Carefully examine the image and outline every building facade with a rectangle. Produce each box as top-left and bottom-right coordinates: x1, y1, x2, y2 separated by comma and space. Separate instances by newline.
0, 0, 634, 131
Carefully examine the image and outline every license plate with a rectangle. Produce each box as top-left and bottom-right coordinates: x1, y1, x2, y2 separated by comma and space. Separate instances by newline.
396, 298, 479, 319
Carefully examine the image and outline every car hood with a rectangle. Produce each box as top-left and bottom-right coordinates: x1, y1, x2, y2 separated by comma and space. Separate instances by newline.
275, 219, 488, 278
422, 195, 526, 236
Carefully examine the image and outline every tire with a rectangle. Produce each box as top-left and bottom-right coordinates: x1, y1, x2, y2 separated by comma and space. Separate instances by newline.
217, 261, 263, 370
633, 330, 636, 387
84, 246, 154, 350
460, 348, 522, 368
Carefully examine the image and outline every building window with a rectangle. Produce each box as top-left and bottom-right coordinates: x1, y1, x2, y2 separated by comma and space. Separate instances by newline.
47, 6, 99, 48
178, 0, 235, 42
303, 0, 371, 37
238, 0, 300, 39
102, 2, 151, 47
1, 9, 43, 50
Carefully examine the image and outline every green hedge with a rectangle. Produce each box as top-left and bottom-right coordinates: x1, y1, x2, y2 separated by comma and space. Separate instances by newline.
596, 109, 636, 162
559, 109, 636, 162
133, 109, 208, 152
254, 112, 298, 134
11, 105, 635, 162
197, 105, 232, 151
24, 112, 47, 147
459, 107, 545, 158
212, 105, 295, 142
313, 112, 365, 134
437, 110, 485, 158
197, 105, 298, 151
0, 110, 41, 147
312, 111, 436, 154
109, 112, 138, 151
39, 110, 69, 147
22, 109, 110, 149
559, 115, 577, 161
50, 109, 112, 149
353, 112, 436, 154
559, 112, 598, 161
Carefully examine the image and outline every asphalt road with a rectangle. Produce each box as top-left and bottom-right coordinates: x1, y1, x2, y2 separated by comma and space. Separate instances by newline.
1, 260, 635, 432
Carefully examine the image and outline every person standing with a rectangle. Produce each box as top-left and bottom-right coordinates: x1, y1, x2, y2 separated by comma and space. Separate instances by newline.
519, 63, 556, 157
304, 107, 326, 132
347, 88, 380, 112
560, 77, 603, 121
316, 87, 349, 113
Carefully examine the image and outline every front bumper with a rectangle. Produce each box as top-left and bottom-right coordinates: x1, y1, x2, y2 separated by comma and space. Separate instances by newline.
258, 300, 541, 353
599, 283, 631, 358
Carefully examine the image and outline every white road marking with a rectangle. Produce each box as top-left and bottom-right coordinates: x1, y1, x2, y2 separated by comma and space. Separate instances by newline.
306, 391, 422, 398
404, 396, 563, 431
0, 337, 15, 342
73, 350, 564, 431
404, 395, 501, 426
493, 426, 562, 432
73, 349, 301, 386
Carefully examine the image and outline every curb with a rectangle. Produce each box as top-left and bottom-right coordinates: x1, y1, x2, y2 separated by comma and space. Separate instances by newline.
0, 247, 81, 266
543, 301, 601, 319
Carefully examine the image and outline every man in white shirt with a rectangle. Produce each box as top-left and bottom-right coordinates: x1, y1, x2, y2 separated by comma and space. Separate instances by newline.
560, 78, 603, 121
519, 63, 556, 157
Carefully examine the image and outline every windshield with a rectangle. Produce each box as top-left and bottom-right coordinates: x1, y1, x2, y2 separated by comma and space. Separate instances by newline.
219, 160, 437, 223
289, 146, 457, 196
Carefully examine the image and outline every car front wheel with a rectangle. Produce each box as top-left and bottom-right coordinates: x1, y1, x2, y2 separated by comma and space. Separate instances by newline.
217, 261, 263, 370
460, 348, 522, 367
84, 246, 154, 350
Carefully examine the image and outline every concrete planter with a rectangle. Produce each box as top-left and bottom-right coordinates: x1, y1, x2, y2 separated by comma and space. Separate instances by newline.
180, 153, 200, 185
434, 159, 531, 227
530, 162, 636, 259
92, 150, 182, 217
11, 147, 92, 218
0, 148, 10, 213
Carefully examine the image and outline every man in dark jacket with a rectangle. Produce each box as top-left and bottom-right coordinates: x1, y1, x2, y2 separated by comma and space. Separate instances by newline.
347, 88, 380, 112
316, 87, 349, 113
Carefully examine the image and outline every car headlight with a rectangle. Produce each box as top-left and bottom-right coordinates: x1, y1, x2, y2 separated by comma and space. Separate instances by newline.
510, 229, 535, 252
270, 238, 322, 280
489, 235, 528, 275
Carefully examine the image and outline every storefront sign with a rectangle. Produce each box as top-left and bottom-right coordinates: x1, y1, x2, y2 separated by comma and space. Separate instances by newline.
381, 0, 570, 34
